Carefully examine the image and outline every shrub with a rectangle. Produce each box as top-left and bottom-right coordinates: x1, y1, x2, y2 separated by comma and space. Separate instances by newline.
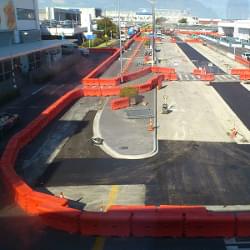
120, 87, 138, 98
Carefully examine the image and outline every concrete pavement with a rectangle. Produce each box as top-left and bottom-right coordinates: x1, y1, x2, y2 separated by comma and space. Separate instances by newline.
95, 90, 157, 159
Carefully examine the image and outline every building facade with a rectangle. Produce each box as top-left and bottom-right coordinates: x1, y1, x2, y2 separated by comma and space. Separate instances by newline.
218, 20, 250, 42
0, 0, 66, 96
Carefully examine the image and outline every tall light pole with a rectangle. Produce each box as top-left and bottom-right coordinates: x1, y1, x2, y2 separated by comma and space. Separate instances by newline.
148, 0, 156, 66
118, 0, 123, 82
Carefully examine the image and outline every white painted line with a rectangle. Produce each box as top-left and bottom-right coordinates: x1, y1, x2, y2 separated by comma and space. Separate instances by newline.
31, 85, 47, 96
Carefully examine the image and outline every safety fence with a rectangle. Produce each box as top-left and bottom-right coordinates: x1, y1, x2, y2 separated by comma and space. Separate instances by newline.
111, 97, 130, 110
3, 31, 249, 237
83, 67, 177, 97
1, 83, 250, 237
235, 55, 250, 67
176, 30, 221, 37
231, 68, 250, 80
184, 39, 203, 44
192, 68, 215, 81
122, 39, 145, 74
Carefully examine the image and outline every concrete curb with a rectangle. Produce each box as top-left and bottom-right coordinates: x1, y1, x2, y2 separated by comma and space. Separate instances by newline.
93, 98, 158, 160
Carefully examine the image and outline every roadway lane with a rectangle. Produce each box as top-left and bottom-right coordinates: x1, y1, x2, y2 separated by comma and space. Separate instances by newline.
177, 42, 225, 74
37, 111, 250, 206
0, 52, 110, 153
212, 82, 250, 130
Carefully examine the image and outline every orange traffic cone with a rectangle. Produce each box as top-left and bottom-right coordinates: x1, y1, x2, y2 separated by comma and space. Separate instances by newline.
230, 127, 238, 139
148, 118, 154, 131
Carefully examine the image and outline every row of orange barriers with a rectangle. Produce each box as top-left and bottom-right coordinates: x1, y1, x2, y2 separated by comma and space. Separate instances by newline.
192, 68, 215, 81
184, 39, 203, 43
122, 40, 145, 74
1, 82, 250, 237
235, 55, 250, 67
111, 97, 130, 110
230, 67, 250, 80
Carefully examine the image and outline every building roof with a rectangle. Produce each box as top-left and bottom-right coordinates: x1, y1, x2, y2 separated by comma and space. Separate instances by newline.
0, 40, 71, 61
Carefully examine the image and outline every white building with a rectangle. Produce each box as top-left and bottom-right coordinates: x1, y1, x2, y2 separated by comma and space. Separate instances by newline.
106, 8, 197, 26
39, 7, 87, 38
0, 0, 67, 93
218, 20, 250, 42
39, 7, 102, 37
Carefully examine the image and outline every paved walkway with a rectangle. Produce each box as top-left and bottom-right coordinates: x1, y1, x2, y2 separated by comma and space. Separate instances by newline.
95, 90, 157, 159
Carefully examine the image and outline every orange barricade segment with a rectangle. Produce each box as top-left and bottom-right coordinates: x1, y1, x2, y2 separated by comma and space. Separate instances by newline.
236, 213, 250, 237
185, 212, 235, 237
38, 203, 81, 234
111, 97, 130, 110
132, 212, 183, 237
80, 211, 131, 237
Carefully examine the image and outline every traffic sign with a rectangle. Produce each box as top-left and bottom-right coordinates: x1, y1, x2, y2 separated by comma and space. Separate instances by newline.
86, 34, 97, 40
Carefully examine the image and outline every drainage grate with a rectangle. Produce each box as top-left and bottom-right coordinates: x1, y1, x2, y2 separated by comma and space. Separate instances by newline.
125, 108, 154, 119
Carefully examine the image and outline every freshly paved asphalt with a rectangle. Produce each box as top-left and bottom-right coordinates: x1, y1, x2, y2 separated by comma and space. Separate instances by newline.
0, 52, 111, 154
37, 111, 250, 206
177, 42, 225, 74
213, 82, 250, 130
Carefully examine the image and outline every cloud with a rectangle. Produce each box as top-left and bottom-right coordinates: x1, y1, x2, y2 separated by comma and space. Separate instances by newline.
52, 0, 65, 4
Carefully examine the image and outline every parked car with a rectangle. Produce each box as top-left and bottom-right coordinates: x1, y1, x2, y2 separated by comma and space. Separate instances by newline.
0, 113, 19, 134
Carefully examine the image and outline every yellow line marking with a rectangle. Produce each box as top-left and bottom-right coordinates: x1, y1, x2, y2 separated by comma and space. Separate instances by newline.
91, 185, 119, 250
105, 185, 119, 211
92, 237, 106, 250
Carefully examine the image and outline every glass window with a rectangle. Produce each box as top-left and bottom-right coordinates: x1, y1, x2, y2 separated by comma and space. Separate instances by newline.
17, 8, 35, 20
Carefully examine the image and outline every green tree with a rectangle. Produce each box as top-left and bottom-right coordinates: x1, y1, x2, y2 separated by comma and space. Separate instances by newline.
96, 17, 118, 39
156, 17, 167, 25
178, 18, 187, 24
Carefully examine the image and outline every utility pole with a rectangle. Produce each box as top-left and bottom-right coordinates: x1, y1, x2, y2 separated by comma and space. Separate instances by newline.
118, 0, 123, 82
148, 0, 156, 66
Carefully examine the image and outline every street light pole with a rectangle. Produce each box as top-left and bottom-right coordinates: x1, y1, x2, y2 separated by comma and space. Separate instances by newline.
148, 0, 156, 66
118, 0, 123, 82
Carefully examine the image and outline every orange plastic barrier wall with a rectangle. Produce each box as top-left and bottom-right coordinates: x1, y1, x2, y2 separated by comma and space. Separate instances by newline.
110, 97, 130, 110
235, 55, 250, 67
2, 32, 250, 238
230, 68, 250, 75
184, 39, 203, 43
240, 73, 250, 80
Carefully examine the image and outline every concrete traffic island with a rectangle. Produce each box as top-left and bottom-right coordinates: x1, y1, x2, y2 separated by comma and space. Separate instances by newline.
94, 90, 158, 159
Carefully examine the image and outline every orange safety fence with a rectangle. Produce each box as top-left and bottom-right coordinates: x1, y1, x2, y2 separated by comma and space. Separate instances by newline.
235, 55, 250, 67
184, 38, 203, 43
110, 97, 130, 110
3, 31, 250, 238
1, 83, 250, 237
231, 68, 250, 75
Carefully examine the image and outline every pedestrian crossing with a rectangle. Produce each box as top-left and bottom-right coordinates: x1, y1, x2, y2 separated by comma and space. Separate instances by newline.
214, 74, 240, 82
177, 73, 240, 82
177, 73, 200, 81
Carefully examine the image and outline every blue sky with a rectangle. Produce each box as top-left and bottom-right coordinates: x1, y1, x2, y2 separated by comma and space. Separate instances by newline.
38, 0, 250, 18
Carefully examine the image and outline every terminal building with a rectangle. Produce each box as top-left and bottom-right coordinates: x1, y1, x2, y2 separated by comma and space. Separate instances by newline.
0, 0, 67, 96
39, 7, 102, 39
218, 20, 250, 42
106, 8, 197, 26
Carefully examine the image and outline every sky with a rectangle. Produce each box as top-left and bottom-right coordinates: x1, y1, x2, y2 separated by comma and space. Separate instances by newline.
38, 0, 250, 19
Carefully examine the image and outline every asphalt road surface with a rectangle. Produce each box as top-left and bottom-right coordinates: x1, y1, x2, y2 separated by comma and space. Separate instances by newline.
37, 111, 250, 206
0, 52, 110, 154
213, 82, 250, 130
177, 42, 225, 74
